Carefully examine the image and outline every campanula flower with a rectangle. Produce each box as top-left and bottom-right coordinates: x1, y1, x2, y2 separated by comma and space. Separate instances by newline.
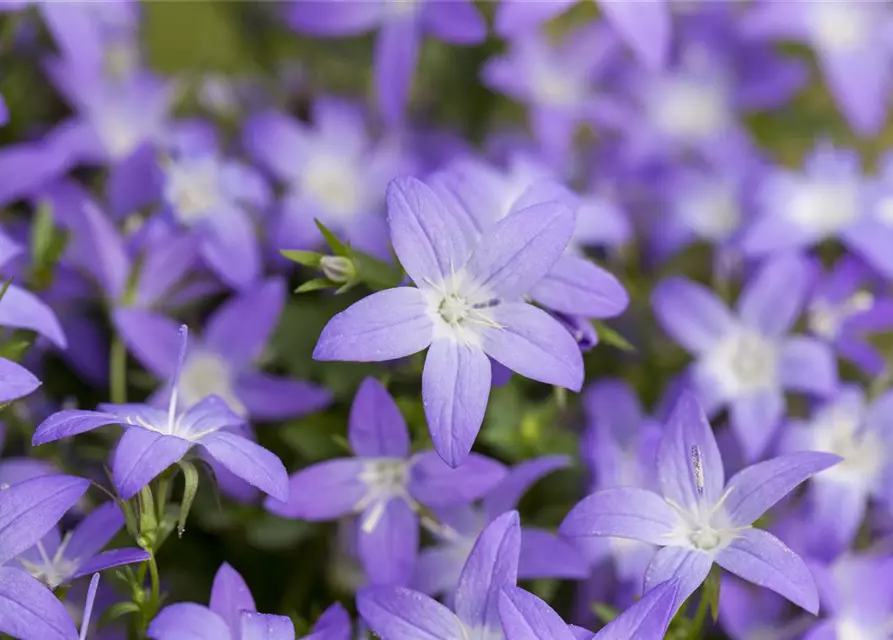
266, 377, 506, 586
149, 562, 351, 640
560, 393, 840, 615
287, 1, 486, 126
244, 98, 412, 259
32, 326, 289, 501
499, 579, 678, 640
358, 511, 520, 640
652, 253, 838, 460
313, 176, 584, 467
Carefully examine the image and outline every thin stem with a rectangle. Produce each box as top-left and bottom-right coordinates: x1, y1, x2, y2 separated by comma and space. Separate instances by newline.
110, 335, 127, 405
147, 552, 160, 612
687, 585, 711, 640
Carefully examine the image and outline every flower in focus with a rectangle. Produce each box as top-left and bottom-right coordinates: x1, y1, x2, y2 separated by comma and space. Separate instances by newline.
560, 392, 840, 614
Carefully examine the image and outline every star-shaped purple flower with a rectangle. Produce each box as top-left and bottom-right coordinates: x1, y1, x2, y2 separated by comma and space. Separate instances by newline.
266, 377, 506, 586
560, 392, 840, 615
313, 175, 584, 467
652, 253, 838, 460
32, 325, 289, 501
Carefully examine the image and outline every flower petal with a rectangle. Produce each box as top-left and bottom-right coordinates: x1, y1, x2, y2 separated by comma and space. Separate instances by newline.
200, 204, 261, 291
62, 501, 125, 564
0, 357, 40, 404
494, 0, 574, 37
408, 451, 506, 508
529, 255, 629, 319
374, 17, 420, 127
112, 429, 193, 500
643, 546, 713, 616
779, 337, 838, 396
722, 452, 842, 527
728, 389, 785, 463
481, 302, 583, 391
210, 562, 256, 635
148, 603, 232, 640
0, 567, 79, 640
0, 284, 66, 349
464, 202, 575, 300
598, 0, 670, 69
498, 586, 576, 640
204, 278, 285, 368
455, 511, 521, 632
559, 487, 677, 545
198, 431, 288, 502
239, 612, 294, 640
483, 455, 571, 520
591, 578, 678, 640
264, 459, 366, 520
518, 528, 589, 580
386, 176, 476, 287
73, 548, 150, 579
32, 410, 122, 446
349, 377, 410, 458
421, 0, 486, 43
112, 308, 182, 379
357, 585, 464, 640
736, 254, 811, 338
235, 372, 333, 422
359, 497, 418, 587
422, 339, 491, 468
313, 288, 434, 363
715, 528, 819, 614
652, 277, 733, 355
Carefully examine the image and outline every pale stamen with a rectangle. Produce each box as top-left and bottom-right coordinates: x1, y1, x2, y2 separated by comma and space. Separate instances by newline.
167, 325, 189, 433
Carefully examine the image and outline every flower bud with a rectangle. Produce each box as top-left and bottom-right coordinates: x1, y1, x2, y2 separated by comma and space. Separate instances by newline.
320, 255, 356, 283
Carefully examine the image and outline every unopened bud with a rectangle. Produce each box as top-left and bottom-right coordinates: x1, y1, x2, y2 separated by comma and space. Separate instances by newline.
320, 255, 355, 283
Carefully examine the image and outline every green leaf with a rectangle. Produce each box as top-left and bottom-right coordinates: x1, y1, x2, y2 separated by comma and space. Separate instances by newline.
295, 278, 336, 294
351, 250, 403, 290
593, 320, 635, 352
0, 339, 30, 362
175, 459, 200, 538
30, 201, 55, 266
97, 601, 140, 628
314, 219, 350, 257
280, 250, 323, 268
137, 486, 158, 539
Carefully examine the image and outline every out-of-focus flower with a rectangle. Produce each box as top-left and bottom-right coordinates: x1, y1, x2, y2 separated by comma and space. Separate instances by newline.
17, 502, 148, 589
560, 393, 839, 614
149, 562, 352, 640
357, 511, 520, 640
266, 377, 506, 586
743, 0, 893, 135
652, 254, 838, 460
287, 0, 486, 125
499, 579, 678, 640
244, 98, 411, 259
781, 385, 893, 557
495, 0, 672, 70
313, 176, 583, 467
32, 326, 289, 502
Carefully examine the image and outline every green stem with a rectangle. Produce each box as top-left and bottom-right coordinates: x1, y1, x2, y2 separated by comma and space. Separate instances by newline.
110, 336, 127, 405
687, 588, 711, 640
147, 552, 161, 611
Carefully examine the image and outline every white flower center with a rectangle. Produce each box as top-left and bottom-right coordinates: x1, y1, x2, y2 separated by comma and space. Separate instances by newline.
814, 408, 884, 487
99, 112, 141, 159
531, 65, 584, 107
177, 351, 245, 416
787, 181, 860, 236
20, 535, 79, 589
302, 155, 362, 220
439, 293, 472, 325
680, 181, 741, 241
664, 487, 741, 553
649, 76, 731, 143
706, 329, 778, 397
688, 526, 722, 551
424, 273, 501, 346
387, 0, 420, 19
810, 4, 870, 54
809, 291, 874, 340
357, 459, 412, 533
164, 157, 222, 224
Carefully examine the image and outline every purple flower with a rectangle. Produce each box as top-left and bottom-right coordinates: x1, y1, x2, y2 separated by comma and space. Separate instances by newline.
114, 279, 331, 421
287, 1, 486, 126
499, 579, 678, 640
652, 253, 838, 460
149, 562, 351, 640
743, 0, 893, 135
412, 455, 587, 597
495, 0, 672, 71
0, 474, 90, 640
32, 326, 289, 501
560, 392, 840, 615
718, 575, 810, 640
244, 98, 412, 259
357, 510, 520, 640
0, 357, 41, 405
780, 385, 893, 557
17, 501, 148, 589
313, 176, 584, 467
805, 256, 893, 376
265, 377, 506, 586
161, 147, 270, 290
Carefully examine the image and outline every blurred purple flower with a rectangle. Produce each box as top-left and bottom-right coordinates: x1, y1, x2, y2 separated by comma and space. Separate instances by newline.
0, 93, 7, 126
743, 0, 893, 135
0, 474, 90, 640
780, 385, 893, 557
499, 579, 678, 640
357, 511, 520, 640
149, 562, 352, 640
412, 455, 586, 598
287, 0, 486, 126
652, 253, 838, 460
17, 501, 148, 589
718, 575, 812, 640
244, 98, 412, 259
560, 393, 839, 615
495, 0, 672, 70
32, 326, 289, 501
265, 377, 506, 587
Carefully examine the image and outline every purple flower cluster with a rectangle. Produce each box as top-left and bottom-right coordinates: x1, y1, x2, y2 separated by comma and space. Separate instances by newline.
0, 1, 892, 639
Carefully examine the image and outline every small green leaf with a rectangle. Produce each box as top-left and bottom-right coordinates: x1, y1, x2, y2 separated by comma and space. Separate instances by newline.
593, 320, 635, 352
176, 459, 200, 538
280, 249, 324, 268
295, 278, 336, 294
30, 201, 55, 266
97, 601, 141, 628
314, 219, 350, 257
591, 603, 620, 624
